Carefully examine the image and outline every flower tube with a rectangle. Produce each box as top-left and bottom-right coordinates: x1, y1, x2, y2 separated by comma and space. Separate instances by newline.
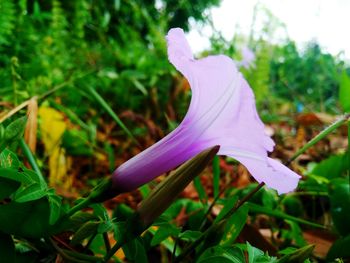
111, 28, 300, 195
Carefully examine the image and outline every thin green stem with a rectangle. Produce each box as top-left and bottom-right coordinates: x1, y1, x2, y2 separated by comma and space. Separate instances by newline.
19, 138, 46, 186
213, 156, 220, 198
66, 197, 92, 218
174, 182, 265, 263
175, 115, 349, 262
104, 241, 122, 262
87, 86, 140, 147
103, 232, 111, 252
199, 177, 235, 231
287, 113, 350, 165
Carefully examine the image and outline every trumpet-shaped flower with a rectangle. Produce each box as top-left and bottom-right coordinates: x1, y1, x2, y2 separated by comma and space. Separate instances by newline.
111, 28, 300, 195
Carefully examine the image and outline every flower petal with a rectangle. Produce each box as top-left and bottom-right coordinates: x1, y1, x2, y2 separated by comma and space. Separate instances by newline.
167, 28, 299, 194
229, 154, 300, 194
111, 28, 300, 195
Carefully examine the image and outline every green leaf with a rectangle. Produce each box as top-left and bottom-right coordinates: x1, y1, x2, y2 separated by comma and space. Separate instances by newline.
283, 220, 307, 247
97, 220, 113, 234
327, 234, 350, 261
139, 184, 151, 199
150, 223, 180, 246
91, 203, 109, 221
71, 221, 100, 245
55, 247, 103, 262
14, 183, 47, 202
3, 116, 27, 143
0, 231, 15, 262
68, 212, 100, 230
214, 195, 238, 223
0, 198, 50, 238
247, 242, 264, 263
87, 86, 138, 145
47, 189, 62, 225
62, 129, 93, 156
197, 245, 245, 263
339, 70, 350, 112
329, 179, 350, 235
194, 176, 208, 203
261, 189, 277, 209
213, 156, 220, 198
0, 168, 31, 185
122, 237, 148, 263
0, 149, 21, 169
277, 244, 314, 263
282, 195, 304, 217
247, 203, 324, 229
311, 153, 348, 180
178, 230, 202, 242
0, 176, 20, 200
221, 204, 249, 245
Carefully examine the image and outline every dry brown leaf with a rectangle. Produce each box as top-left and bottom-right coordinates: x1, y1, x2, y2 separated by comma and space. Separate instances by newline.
24, 97, 38, 152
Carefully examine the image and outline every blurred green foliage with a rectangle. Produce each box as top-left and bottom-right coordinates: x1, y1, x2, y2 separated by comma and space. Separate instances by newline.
1, 1, 350, 262
0, 0, 219, 123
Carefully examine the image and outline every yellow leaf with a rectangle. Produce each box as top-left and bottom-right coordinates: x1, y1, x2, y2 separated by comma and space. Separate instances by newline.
39, 106, 72, 188
39, 106, 66, 152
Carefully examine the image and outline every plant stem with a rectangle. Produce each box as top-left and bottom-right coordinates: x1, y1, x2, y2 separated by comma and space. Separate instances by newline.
104, 241, 122, 262
174, 182, 264, 263
286, 113, 350, 165
87, 86, 140, 147
175, 114, 349, 262
66, 197, 92, 218
103, 232, 111, 252
199, 177, 235, 231
20, 138, 46, 186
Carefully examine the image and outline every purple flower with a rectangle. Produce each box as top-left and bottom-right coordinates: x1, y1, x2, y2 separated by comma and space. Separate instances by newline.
111, 28, 300, 195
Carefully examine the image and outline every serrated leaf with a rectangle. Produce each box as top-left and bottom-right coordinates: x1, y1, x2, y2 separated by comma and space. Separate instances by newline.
71, 221, 100, 245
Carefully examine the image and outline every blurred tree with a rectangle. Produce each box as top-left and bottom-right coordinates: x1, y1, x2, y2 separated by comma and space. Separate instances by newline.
270, 41, 344, 112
